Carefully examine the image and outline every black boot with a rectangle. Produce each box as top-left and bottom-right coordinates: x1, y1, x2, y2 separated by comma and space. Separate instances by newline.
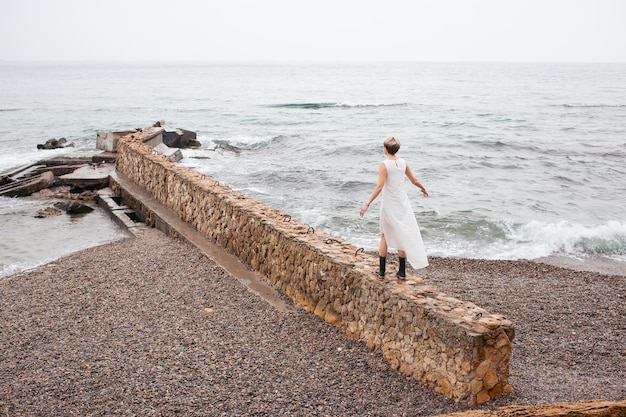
376, 256, 386, 277
397, 257, 406, 279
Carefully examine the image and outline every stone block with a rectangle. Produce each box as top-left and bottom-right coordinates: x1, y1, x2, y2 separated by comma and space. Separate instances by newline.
96, 130, 135, 152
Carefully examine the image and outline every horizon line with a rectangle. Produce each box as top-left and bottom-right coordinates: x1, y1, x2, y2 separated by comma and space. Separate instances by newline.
1, 58, 625, 65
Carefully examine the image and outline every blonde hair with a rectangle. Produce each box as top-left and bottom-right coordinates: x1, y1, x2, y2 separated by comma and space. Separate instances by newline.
384, 136, 401, 155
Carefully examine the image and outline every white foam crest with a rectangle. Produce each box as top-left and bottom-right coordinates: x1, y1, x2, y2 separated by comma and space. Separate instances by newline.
219, 134, 276, 149
0, 150, 57, 173
178, 147, 215, 162
0, 146, 89, 173
497, 219, 626, 259
423, 219, 626, 261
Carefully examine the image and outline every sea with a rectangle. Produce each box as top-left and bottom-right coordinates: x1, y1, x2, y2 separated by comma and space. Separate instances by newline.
1, 61, 625, 278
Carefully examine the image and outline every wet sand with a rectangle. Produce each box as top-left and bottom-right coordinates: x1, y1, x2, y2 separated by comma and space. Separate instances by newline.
1, 229, 624, 416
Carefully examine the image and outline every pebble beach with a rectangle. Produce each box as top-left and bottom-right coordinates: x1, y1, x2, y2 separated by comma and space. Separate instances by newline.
1, 228, 624, 416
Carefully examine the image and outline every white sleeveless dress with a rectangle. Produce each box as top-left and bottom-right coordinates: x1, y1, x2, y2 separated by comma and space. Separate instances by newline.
379, 158, 429, 269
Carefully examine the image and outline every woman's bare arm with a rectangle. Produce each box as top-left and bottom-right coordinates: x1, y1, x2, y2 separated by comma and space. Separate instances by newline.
360, 162, 387, 216
405, 163, 428, 197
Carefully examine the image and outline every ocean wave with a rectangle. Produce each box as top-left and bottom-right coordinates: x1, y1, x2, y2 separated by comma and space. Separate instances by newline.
589, 150, 626, 159
193, 134, 303, 153
556, 104, 626, 108
464, 140, 549, 155
267, 102, 408, 110
465, 139, 509, 147
502, 219, 626, 258
0, 147, 82, 173
428, 217, 626, 260
335, 180, 374, 192
0, 108, 21, 112
475, 114, 530, 124
269, 102, 338, 109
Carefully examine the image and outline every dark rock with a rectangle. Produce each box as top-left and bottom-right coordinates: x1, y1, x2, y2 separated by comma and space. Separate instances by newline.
76, 190, 96, 201
53, 201, 69, 211
54, 200, 94, 214
160, 124, 201, 149
35, 206, 63, 218
215, 143, 242, 154
37, 137, 75, 150
179, 129, 201, 148
67, 201, 94, 214
162, 130, 181, 147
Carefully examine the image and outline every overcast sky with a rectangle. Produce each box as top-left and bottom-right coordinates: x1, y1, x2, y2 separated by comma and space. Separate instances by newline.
1, 0, 625, 62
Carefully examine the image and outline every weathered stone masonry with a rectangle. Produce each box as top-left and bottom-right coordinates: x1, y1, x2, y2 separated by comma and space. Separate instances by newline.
114, 128, 515, 407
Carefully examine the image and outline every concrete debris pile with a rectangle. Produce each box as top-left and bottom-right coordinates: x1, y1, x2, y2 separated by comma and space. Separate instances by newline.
96, 121, 200, 155
0, 157, 113, 217
94, 120, 200, 163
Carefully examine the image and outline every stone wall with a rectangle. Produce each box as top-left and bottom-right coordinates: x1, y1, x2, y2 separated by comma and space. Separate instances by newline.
115, 128, 515, 407
436, 400, 626, 417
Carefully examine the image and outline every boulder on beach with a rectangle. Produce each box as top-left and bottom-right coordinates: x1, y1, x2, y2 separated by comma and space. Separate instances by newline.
37, 137, 75, 150
31, 187, 72, 199
35, 206, 63, 218
54, 200, 95, 214
76, 190, 96, 201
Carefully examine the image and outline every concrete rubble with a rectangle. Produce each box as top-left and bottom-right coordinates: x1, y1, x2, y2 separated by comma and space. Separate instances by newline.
2, 120, 198, 199
96, 120, 200, 156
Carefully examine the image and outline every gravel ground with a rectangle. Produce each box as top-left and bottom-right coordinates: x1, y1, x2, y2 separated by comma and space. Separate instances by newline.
412, 255, 626, 408
1, 229, 624, 416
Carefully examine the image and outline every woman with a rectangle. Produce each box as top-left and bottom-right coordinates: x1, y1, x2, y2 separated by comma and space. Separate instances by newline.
359, 136, 429, 278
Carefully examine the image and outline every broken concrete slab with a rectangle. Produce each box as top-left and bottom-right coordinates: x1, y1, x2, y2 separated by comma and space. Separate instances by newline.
91, 152, 117, 164
37, 157, 91, 167
56, 163, 115, 189
154, 143, 183, 162
0, 171, 55, 197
